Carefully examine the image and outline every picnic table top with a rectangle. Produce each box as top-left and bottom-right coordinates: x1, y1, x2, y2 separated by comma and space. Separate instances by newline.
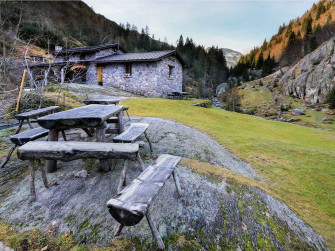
15, 106, 60, 120
83, 98, 121, 105
37, 105, 123, 129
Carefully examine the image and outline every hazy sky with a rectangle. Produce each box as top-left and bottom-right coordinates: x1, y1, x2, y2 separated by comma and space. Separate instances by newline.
83, 0, 317, 54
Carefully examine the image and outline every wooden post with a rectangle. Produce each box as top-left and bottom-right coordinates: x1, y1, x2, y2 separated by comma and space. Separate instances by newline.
46, 129, 58, 173
137, 153, 145, 171
16, 69, 26, 112
61, 68, 64, 84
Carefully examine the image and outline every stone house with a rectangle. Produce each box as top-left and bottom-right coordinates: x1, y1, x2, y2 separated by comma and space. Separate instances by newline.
45, 44, 186, 97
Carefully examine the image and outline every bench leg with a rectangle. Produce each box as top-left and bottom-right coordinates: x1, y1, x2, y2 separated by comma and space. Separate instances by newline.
114, 223, 124, 236
27, 118, 34, 129
0, 145, 17, 169
14, 120, 24, 134
137, 153, 145, 171
125, 110, 131, 121
144, 132, 153, 155
117, 160, 128, 193
172, 170, 183, 197
146, 209, 165, 249
37, 160, 49, 188
29, 160, 36, 201
61, 130, 67, 141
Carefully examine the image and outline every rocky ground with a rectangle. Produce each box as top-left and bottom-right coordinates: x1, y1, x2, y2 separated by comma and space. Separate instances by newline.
0, 117, 328, 250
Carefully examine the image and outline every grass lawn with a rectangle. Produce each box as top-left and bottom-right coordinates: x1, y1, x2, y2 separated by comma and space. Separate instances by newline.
123, 97, 335, 249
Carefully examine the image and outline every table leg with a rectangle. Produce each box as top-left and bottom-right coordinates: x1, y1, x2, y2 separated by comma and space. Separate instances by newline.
46, 129, 58, 173
117, 111, 124, 134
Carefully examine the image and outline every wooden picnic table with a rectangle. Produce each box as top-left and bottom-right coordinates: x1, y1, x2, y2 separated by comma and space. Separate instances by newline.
83, 98, 120, 105
37, 104, 124, 172
14, 106, 60, 134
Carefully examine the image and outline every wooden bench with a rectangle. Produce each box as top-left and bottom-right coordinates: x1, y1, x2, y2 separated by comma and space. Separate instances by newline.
107, 154, 182, 249
0, 127, 68, 169
0, 127, 49, 169
17, 141, 142, 201
15, 106, 60, 134
113, 123, 152, 154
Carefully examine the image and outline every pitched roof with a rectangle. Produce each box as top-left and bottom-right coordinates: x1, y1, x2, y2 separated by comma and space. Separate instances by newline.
51, 44, 126, 55
92, 50, 186, 66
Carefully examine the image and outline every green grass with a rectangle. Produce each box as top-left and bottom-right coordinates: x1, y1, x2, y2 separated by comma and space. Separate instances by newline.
122, 97, 335, 249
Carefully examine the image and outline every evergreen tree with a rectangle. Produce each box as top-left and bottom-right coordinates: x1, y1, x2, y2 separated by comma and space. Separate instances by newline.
256, 52, 264, 69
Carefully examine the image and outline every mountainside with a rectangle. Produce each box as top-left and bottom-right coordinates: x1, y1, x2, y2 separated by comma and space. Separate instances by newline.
233, 0, 335, 80
222, 48, 242, 67
279, 36, 335, 104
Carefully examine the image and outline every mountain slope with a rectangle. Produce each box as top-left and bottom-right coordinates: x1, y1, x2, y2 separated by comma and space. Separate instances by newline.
236, 0, 335, 72
222, 48, 242, 67
279, 36, 335, 104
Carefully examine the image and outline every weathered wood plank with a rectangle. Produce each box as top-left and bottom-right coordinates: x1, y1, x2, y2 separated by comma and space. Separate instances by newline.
18, 141, 139, 161
83, 98, 120, 105
37, 105, 123, 129
16, 106, 60, 119
106, 117, 119, 123
113, 123, 149, 143
10, 127, 49, 146
107, 154, 181, 226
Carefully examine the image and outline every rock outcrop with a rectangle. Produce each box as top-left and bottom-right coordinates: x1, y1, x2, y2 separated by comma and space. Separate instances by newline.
279, 36, 335, 104
0, 117, 328, 250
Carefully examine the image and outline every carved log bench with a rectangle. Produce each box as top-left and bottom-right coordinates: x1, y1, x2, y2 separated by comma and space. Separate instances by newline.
17, 141, 142, 201
107, 154, 182, 249
0, 127, 49, 169
113, 123, 152, 154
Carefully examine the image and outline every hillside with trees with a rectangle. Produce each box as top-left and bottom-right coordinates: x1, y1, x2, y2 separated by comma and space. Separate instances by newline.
232, 0, 335, 80
0, 1, 228, 97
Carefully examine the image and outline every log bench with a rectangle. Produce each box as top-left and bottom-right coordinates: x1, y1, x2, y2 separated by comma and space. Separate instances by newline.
0, 127, 68, 169
113, 123, 152, 154
107, 154, 182, 249
17, 141, 142, 201
0, 127, 49, 168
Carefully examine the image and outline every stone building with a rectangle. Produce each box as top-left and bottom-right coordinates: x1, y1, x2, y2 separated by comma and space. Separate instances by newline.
42, 44, 186, 97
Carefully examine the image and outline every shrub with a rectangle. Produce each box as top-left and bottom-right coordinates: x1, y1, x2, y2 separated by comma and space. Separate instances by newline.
327, 87, 335, 109
280, 104, 289, 112
225, 88, 241, 112
259, 80, 263, 86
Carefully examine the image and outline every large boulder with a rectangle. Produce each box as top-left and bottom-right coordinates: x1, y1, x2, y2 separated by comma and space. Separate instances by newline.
279, 37, 335, 104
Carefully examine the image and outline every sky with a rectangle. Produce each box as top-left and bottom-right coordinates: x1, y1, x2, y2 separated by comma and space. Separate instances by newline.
83, 0, 318, 54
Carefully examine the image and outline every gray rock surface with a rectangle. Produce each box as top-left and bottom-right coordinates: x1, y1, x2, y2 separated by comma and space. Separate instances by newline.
0, 117, 328, 250
279, 36, 335, 104
292, 108, 305, 116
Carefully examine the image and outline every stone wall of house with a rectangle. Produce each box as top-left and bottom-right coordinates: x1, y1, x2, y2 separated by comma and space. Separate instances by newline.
86, 56, 183, 97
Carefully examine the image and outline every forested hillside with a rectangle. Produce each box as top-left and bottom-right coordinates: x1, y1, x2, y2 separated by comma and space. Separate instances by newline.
232, 0, 335, 79
0, 1, 228, 96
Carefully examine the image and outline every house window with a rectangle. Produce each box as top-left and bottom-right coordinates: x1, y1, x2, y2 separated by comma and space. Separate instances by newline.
168, 65, 175, 78
125, 63, 132, 76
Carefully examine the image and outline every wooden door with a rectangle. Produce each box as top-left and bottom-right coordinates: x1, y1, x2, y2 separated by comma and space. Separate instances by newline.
98, 66, 103, 86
